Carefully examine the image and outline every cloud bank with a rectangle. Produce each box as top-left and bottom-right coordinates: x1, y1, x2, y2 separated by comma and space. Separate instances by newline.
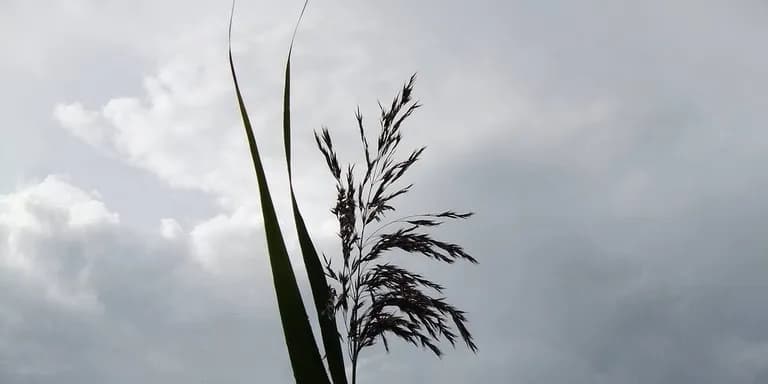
2, 0, 768, 383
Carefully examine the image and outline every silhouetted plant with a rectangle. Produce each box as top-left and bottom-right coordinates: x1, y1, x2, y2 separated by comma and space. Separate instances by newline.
316, 75, 478, 384
231, 1, 477, 381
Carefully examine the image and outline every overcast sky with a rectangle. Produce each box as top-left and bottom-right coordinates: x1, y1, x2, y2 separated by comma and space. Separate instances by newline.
2, 0, 768, 383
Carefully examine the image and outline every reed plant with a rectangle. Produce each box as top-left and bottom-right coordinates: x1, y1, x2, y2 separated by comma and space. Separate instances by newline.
228, 2, 477, 383
316, 75, 478, 383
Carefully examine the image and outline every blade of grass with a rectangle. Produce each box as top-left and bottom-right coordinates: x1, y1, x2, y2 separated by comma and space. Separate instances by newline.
228, 4, 331, 383
283, 2, 348, 383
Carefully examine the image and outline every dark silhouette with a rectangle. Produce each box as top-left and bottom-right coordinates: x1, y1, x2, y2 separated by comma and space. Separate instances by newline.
315, 75, 478, 384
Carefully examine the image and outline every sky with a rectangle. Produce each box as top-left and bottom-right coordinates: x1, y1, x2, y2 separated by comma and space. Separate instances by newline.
2, 0, 768, 382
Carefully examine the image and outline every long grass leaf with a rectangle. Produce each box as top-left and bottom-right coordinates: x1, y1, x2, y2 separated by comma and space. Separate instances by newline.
283, 2, 348, 383
228, 4, 331, 383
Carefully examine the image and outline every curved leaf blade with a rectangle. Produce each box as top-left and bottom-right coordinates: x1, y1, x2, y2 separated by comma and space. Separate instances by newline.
229, 5, 330, 383
283, 2, 348, 383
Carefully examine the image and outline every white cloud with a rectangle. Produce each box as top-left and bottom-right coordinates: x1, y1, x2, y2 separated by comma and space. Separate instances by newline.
52, 104, 103, 146
0, 176, 116, 314
0, 176, 288, 383
54, 48, 257, 206
159, 218, 182, 240
50, 9, 350, 259
0, 176, 118, 232
189, 205, 265, 274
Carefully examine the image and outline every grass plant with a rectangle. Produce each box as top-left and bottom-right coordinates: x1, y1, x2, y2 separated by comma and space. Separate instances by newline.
228, 2, 477, 382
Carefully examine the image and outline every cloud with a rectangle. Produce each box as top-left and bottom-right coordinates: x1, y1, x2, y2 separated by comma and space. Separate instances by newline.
53, 48, 256, 206
159, 218, 182, 240
0, 176, 296, 383
7, 0, 768, 383
52, 104, 104, 147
